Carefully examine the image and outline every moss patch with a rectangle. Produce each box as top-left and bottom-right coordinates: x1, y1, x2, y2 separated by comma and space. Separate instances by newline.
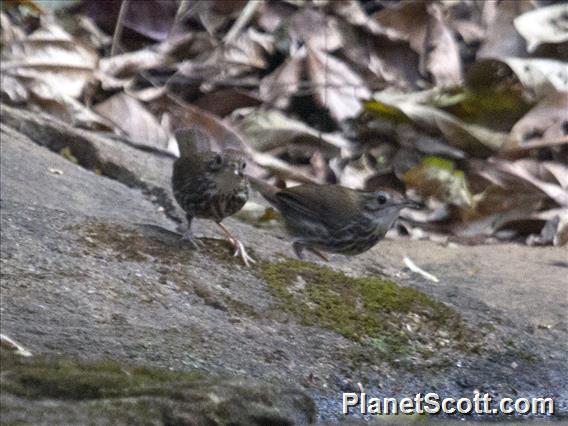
1, 350, 316, 424
1, 350, 201, 400
260, 259, 469, 361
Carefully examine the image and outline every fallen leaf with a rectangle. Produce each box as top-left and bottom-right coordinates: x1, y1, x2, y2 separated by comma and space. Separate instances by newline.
489, 159, 568, 207
2, 23, 98, 99
514, 4, 568, 53
306, 47, 370, 122
504, 91, 568, 151
477, 0, 532, 58
234, 109, 349, 155
260, 47, 304, 108
93, 93, 168, 149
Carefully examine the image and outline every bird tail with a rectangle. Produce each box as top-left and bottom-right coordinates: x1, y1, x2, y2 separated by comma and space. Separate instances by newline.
175, 127, 212, 157
248, 176, 280, 206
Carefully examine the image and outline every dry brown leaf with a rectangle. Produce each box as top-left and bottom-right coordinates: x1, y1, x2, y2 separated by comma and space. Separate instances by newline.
478, 0, 532, 58
1, 73, 28, 103
370, 94, 507, 155
195, 88, 262, 117
489, 158, 568, 207
514, 4, 568, 53
93, 93, 168, 149
424, 3, 462, 87
306, 47, 370, 122
289, 8, 342, 51
249, 150, 320, 185
1, 23, 98, 99
260, 48, 304, 108
0, 11, 26, 45
234, 109, 349, 155
504, 91, 568, 151
98, 48, 170, 78
542, 162, 568, 190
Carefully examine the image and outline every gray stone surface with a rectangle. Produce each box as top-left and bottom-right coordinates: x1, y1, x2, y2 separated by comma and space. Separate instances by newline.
1, 106, 567, 423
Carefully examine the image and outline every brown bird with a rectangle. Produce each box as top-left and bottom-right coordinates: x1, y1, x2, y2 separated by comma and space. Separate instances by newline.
249, 177, 418, 260
172, 128, 254, 266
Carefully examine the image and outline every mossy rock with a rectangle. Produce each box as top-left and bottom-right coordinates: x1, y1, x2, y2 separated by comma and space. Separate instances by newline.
260, 259, 470, 362
1, 350, 316, 425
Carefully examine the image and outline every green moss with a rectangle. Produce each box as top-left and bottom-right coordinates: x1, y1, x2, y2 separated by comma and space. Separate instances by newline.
1, 350, 201, 400
260, 259, 466, 358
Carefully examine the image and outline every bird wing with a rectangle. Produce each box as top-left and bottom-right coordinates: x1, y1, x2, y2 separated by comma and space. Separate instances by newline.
175, 128, 212, 157
276, 184, 358, 230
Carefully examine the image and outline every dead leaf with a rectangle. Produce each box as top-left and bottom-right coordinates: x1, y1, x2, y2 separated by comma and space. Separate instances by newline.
306, 47, 370, 122
98, 48, 170, 79
260, 47, 304, 108
504, 91, 568, 151
514, 4, 568, 53
194, 88, 262, 117
82, 0, 178, 42
2, 23, 98, 99
478, 0, 532, 58
289, 8, 342, 51
489, 158, 568, 207
366, 96, 507, 155
424, 3, 462, 87
234, 109, 349, 155
93, 93, 168, 149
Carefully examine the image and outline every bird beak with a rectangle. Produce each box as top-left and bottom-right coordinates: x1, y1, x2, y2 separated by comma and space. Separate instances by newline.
401, 199, 422, 209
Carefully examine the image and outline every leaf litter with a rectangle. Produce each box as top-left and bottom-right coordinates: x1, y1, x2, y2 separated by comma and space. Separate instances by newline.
1, 0, 567, 246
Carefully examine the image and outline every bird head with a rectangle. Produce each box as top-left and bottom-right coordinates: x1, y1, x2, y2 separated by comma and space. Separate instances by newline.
360, 189, 420, 230
222, 149, 247, 177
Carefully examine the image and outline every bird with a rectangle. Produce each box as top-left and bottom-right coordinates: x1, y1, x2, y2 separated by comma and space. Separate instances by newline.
172, 127, 254, 266
249, 177, 418, 260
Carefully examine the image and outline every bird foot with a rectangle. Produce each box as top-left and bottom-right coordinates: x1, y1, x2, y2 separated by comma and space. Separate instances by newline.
180, 229, 204, 249
229, 237, 256, 267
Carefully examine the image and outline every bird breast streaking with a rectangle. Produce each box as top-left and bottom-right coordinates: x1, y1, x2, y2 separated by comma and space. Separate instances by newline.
172, 127, 253, 266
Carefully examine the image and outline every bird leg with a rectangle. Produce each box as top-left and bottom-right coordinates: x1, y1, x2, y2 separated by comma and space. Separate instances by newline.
216, 222, 255, 267
309, 247, 329, 262
180, 215, 204, 249
293, 241, 328, 262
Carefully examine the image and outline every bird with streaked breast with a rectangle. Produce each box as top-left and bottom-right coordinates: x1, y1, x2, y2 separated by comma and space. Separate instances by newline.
172, 127, 254, 266
249, 176, 419, 260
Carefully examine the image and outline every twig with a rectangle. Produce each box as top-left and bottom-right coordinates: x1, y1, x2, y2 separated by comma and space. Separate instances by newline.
403, 256, 440, 283
223, 0, 262, 45
169, 0, 192, 38
111, 0, 131, 56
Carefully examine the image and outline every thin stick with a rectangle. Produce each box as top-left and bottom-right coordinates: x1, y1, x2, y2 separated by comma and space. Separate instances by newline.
111, 0, 130, 56
223, 0, 262, 45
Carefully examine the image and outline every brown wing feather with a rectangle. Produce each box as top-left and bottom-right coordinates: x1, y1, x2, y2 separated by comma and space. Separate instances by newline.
276, 184, 360, 230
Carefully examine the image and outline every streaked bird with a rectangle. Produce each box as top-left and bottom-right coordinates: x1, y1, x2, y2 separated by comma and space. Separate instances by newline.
249, 177, 418, 260
172, 128, 253, 266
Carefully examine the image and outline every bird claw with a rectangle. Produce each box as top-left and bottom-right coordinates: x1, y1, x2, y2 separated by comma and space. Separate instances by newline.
229, 238, 255, 267
180, 230, 204, 249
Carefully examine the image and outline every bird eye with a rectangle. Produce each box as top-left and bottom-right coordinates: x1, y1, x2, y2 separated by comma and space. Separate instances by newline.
209, 154, 223, 170
377, 194, 387, 205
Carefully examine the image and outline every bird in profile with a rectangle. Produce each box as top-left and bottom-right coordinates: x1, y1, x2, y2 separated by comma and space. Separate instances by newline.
172, 127, 254, 266
249, 177, 418, 260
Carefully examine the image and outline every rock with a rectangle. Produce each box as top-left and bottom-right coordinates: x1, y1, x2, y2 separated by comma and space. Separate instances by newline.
1, 108, 567, 422
1, 350, 316, 425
